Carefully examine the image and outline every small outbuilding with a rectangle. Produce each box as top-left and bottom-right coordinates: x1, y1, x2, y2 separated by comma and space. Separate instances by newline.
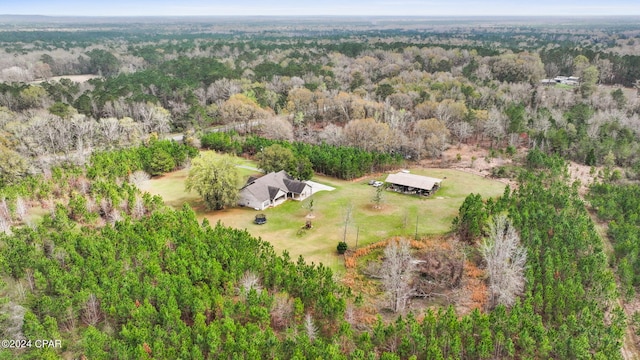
385, 172, 443, 196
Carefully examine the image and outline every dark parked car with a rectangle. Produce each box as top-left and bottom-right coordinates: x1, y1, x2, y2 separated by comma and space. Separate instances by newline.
254, 214, 267, 225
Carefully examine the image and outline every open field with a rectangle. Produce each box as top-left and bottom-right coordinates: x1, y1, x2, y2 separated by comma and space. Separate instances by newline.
140, 162, 506, 270
29, 74, 101, 84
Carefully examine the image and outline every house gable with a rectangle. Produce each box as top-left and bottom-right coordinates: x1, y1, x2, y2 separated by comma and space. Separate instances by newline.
238, 170, 311, 210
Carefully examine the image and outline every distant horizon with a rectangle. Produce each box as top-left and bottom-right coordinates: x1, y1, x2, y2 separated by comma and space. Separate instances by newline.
4, 14, 640, 18
3, 1, 640, 17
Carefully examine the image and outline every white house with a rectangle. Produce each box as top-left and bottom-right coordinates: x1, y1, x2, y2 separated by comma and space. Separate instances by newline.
238, 170, 312, 210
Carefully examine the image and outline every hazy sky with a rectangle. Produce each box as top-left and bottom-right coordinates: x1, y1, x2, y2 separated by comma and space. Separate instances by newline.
3, 0, 640, 17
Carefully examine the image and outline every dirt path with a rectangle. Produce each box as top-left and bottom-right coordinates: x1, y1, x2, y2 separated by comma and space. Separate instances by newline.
595, 216, 640, 360
568, 161, 639, 360
621, 305, 640, 360
420, 144, 518, 188
587, 207, 639, 359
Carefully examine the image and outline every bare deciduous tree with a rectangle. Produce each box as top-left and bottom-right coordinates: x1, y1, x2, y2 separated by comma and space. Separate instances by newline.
318, 123, 344, 146
118, 117, 143, 146
128, 170, 151, 187
131, 102, 171, 134
107, 209, 122, 225
0, 302, 26, 340
286, 87, 316, 121
81, 293, 103, 326
381, 238, 415, 313
381, 102, 412, 133
480, 214, 527, 309
219, 94, 271, 133
414, 118, 450, 158
304, 313, 318, 342
342, 202, 353, 243
14, 197, 28, 222
85, 197, 98, 215
344, 303, 357, 327
98, 118, 121, 148
256, 116, 294, 141
73, 176, 91, 195
270, 293, 293, 331
103, 99, 129, 119
61, 307, 77, 333
207, 78, 243, 104
436, 99, 468, 127
131, 195, 146, 220
238, 271, 262, 295
483, 108, 507, 146
451, 121, 474, 144
25, 268, 35, 292
0, 198, 12, 234
343, 118, 393, 152
0, 215, 11, 235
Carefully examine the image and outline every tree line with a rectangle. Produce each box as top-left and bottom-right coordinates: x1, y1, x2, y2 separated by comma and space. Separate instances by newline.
201, 132, 404, 180
87, 138, 197, 180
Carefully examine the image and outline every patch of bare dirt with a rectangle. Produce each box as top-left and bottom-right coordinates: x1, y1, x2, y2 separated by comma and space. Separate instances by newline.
362, 202, 396, 215
421, 143, 518, 188
567, 161, 600, 196
342, 235, 487, 321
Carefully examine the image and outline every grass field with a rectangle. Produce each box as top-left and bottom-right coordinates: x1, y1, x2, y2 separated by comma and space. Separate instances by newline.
141, 160, 506, 271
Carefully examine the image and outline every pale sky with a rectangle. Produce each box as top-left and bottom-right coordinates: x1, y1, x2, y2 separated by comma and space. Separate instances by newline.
2, 0, 640, 17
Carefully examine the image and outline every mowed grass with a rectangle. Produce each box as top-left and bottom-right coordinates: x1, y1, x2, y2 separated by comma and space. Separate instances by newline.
141, 160, 505, 271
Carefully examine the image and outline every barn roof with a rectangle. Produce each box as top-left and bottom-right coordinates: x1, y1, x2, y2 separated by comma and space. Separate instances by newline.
385, 172, 442, 191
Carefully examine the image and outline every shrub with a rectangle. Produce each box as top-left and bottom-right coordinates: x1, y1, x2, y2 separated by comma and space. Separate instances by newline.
337, 241, 348, 254
147, 149, 175, 176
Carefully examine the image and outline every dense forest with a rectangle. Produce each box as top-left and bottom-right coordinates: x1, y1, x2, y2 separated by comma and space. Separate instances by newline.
1, 16, 640, 358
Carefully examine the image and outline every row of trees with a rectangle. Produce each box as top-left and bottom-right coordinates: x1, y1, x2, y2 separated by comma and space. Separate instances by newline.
255, 144, 314, 181
201, 133, 404, 180
87, 138, 197, 179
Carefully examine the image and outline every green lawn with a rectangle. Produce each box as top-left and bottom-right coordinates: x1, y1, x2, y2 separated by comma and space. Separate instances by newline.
141, 160, 506, 270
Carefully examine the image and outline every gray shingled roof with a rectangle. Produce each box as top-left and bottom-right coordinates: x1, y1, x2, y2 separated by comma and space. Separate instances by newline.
385, 172, 442, 191
240, 170, 309, 203
283, 178, 308, 194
